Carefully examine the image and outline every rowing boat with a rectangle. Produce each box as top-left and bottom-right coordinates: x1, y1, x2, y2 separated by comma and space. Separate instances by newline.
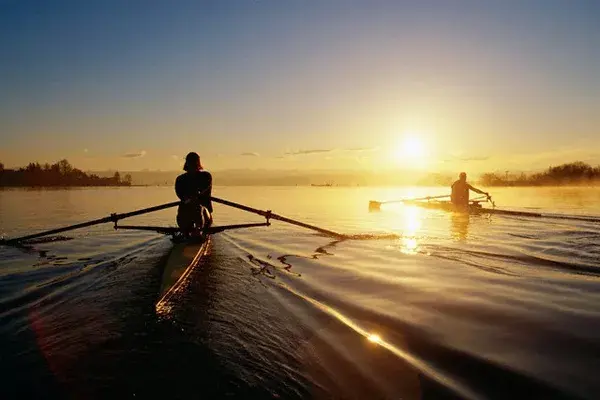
403, 199, 543, 217
370, 195, 600, 224
156, 234, 211, 314
150, 220, 275, 313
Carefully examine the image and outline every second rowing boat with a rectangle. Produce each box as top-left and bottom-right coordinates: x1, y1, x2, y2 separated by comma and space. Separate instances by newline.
370, 195, 600, 223
403, 199, 543, 217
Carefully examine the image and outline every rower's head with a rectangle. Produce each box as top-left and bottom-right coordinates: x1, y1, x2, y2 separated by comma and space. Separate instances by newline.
459, 172, 467, 182
183, 152, 202, 172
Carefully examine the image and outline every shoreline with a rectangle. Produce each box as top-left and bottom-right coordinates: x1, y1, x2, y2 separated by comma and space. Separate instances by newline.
1, 183, 599, 189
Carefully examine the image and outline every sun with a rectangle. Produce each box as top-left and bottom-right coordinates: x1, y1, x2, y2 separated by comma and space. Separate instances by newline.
394, 134, 427, 163
405, 136, 424, 157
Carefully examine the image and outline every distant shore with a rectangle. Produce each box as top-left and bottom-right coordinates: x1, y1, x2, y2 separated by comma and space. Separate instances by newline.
0, 160, 131, 187
479, 162, 600, 187
2, 160, 598, 188
477, 182, 600, 188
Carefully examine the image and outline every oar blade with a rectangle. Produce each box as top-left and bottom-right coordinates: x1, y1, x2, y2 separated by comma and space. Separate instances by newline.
368, 201, 382, 211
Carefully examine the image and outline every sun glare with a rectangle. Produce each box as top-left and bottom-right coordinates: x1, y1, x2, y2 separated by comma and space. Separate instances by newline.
393, 133, 429, 168
368, 333, 382, 344
398, 135, 424, 158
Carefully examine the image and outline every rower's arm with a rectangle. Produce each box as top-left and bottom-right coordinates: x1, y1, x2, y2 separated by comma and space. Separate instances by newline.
468, 184, 489, 196
196, 172, 212, 196
175, 176, 186, 201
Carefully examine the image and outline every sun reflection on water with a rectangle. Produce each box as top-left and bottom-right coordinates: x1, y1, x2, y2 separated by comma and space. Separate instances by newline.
368, 333, 382, 344
402, 206, 422, 234
398, 206, 422, 254
400, 237, 418, 255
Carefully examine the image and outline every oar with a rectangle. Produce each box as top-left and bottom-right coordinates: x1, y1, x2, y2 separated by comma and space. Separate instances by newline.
1, 201, 181, 246
211, 196, 347, 239
369, 194, 450, 210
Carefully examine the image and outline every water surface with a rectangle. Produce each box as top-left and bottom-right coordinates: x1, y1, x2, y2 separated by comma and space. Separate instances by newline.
1, 186, 599, 399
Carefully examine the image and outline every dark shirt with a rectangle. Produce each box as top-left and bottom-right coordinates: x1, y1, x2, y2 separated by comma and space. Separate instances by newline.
175, 170, 213, 212
451, 180, 475, 207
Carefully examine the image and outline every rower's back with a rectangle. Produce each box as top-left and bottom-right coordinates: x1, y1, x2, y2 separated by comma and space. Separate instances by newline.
451, 179, 470, 207
451, 172, 470, 207
175, 170, 213, 212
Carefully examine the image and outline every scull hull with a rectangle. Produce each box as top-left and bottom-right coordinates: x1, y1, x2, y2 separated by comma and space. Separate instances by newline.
156, 235, 211, 313
403, 200, 543, 218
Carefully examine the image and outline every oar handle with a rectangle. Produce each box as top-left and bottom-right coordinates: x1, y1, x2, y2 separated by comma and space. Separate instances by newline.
211, 196, 346, 238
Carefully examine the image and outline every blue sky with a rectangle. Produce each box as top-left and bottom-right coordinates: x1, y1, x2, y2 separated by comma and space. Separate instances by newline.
1, 0, 599, 172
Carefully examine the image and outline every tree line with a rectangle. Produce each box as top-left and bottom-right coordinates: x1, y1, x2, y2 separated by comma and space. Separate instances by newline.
480, 162, 600, 186
0, 160, 132, 187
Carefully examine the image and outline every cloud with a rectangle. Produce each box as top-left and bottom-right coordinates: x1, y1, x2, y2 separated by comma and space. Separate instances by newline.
285, 149, 335, 155
444, 156, 490, 162
83, 148, 89, 153
122, 150, 147, 158
240, 152, 260, 157
343, 147, 379, 152
283, 147, 378, 157
458, 156, 490, 161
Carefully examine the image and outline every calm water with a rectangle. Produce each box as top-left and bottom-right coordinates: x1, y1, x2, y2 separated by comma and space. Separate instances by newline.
1, 186, 600, 399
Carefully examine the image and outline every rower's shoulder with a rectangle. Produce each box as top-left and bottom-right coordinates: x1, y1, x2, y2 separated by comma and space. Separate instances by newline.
175, 173, 186, 183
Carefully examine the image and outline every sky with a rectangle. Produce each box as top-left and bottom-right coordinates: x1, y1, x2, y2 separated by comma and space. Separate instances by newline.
1, 0, 599, 173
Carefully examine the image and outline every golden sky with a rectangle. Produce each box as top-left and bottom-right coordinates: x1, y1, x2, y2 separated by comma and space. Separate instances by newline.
1, 1, 599, 173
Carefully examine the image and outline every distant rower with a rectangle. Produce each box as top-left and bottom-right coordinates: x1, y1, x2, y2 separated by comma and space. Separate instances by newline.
175, 152, 213, 235
451, 172, 489, 207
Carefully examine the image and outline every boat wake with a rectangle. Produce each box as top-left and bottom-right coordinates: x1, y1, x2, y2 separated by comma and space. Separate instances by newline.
211, 217, 600, 399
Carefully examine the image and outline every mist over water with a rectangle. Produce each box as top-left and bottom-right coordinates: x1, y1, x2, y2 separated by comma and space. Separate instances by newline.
1, 186, 599, 399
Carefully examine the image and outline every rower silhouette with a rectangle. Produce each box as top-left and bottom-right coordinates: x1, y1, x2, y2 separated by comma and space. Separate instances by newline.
450, 172, 489, 208
175, 152, 213, 236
